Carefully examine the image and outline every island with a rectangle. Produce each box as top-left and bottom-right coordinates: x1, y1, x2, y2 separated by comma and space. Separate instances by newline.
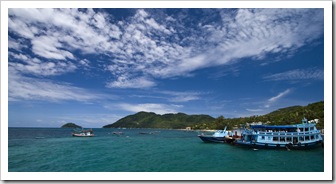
102, 101, 324, 130
102, 111, 215, 129
61, 123, 82, 128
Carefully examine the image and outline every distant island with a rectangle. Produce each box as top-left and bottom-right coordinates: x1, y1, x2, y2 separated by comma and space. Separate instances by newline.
61, 123, 82, 128
102, 101, 324, 130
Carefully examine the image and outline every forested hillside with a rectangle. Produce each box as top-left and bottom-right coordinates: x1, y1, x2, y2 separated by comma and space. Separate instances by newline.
103, 101, 324, 130
103, 111, 215, 129
192, 101, 324, 130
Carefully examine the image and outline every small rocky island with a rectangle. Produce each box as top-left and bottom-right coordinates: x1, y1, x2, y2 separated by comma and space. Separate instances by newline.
61, 123, 82, 128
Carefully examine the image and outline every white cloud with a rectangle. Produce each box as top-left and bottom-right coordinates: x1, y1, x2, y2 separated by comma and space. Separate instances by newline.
31, 36, 75, 60
8, 8, 122, 70
145, 18, 172, 34
154, 8, 323, 79
159, 90, 201, 102
263, 68, 324, 81
152, 54, 208, 78
115, 103, 181, 114
8, 18, 36, 39
268, 89, 291, 103
136, 9, 149, 19
8, 68, 105, 102
246, 108, 263, 112
170, 96, 199, 103
79, 59, 90, 67
106, 76, 156, 88
8, 37, 24, 50
207, 9, 323, 65
9, 52, 76, 76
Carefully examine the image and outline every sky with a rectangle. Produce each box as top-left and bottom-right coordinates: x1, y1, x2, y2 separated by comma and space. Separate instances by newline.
7, 8, 325, 128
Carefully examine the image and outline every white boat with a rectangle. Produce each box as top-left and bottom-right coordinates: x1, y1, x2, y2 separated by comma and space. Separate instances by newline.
72, 128, 94, 137
235, 118, 323, 149
198, 127, 231, 143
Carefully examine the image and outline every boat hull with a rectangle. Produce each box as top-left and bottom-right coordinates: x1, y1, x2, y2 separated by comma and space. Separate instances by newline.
234, 140, 323, 150
72, 133, 94, 137
198, 135, 225, 143
198, 135, 236, 144
224, 137, 236, 144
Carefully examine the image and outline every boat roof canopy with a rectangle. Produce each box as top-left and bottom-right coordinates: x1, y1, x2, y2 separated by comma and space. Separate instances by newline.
250, 125, 296, 129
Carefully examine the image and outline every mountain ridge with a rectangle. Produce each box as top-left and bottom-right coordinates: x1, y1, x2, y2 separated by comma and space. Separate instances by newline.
102, 111, 215, 129
102, 101, 324, 129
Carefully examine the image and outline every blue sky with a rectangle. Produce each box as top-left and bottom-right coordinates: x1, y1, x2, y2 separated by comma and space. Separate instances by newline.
8, 8, 324, 128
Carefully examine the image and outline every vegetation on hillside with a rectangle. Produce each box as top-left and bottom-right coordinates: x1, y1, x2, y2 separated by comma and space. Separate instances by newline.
102, 111, 215, 129
191, 101, 324, 130
102, 101, 324, 130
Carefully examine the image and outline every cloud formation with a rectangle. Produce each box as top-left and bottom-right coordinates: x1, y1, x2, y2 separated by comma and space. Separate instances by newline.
8, 8, 324, 91
106, 76, 156, 88
160, 90, 201, 102
9, 52, 77, 76
8, 68, 106, 102
115, 103, 182, 114
263, 68, 324, 81
268, 89, 291, 103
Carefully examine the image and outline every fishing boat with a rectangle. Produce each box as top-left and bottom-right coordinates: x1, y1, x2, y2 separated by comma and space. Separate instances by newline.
235, 118, 323, 150
72, 128, 94, 137
198, 127, 230, 143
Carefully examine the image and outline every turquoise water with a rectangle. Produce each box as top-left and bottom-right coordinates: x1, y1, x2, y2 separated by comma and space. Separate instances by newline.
8, 128, 324, 172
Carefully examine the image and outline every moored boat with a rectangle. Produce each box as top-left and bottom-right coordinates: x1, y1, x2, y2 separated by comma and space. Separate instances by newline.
235, 118, 323, 150
198, 127, 230, 143
72, 128, 94, 137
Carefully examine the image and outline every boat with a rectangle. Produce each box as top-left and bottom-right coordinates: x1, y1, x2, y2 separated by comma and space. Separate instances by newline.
235, 118, 323, 150
139, 131, 160, 135
198, 127, 231, 143
72, 128, 94, 137
112, 131, 124, 136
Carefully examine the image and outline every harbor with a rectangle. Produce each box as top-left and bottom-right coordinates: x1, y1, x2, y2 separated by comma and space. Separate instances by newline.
8, 127, 324, 172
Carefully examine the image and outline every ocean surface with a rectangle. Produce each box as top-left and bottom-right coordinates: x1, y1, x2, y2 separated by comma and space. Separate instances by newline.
8, 128, 324, 172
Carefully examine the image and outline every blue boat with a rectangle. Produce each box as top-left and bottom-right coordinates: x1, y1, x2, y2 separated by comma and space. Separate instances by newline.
198, 127, 231, 143
235, 118, 323, 150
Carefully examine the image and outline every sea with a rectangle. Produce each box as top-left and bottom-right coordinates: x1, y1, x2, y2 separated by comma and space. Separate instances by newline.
8, 127, 324, 172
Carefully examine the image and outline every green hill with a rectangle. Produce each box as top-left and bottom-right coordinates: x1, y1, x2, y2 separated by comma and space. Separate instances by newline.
102, 111, 215, 129
192, 101, 324, 130
264, 101, 324, 128
102, 101, 324, 130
